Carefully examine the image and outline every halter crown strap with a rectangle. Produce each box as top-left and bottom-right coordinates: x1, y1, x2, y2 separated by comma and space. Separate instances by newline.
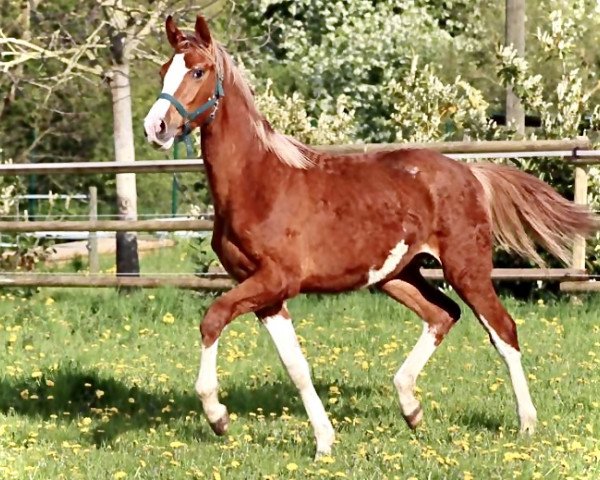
158, 76, 224, 158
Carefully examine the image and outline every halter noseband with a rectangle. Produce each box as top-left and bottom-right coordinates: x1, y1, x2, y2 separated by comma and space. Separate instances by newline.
157, 74, 225, 158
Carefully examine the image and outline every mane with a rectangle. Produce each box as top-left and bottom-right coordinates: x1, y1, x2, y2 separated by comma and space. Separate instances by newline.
213, 44, 314, 169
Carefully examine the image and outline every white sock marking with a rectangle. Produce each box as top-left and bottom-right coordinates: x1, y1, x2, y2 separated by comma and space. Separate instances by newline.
262, 314, 334, 455
144, 54, 190, 144
368, 240, 409, 285
479, 316, 537, 432
195, 340, 227, 423
394, 323, 438, 417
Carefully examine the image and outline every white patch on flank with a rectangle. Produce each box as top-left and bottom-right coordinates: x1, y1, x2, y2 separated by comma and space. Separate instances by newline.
394, 323, 438, 418
262, 314, 335, 456
144, 54, 190, 145
367, 240, 409, 285
479, 316, 537, 433
195, 340, 228, 423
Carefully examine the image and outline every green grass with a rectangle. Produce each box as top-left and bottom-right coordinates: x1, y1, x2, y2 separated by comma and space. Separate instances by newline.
1, 249, 599, 479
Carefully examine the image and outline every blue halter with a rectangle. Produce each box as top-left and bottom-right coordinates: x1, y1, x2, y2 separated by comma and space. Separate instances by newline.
158, 75, 225, 158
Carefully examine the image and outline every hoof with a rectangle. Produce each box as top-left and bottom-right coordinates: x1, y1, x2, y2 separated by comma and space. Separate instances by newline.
519, 409, 537, 436
402, 405, 423, 430
314, 449, 332, 462
519, 421, 536, 436
209, 412, 230, 436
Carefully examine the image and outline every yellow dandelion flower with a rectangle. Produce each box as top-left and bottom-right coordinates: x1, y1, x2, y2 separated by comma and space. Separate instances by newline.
45, 297, 55, 306
286, 463, 299, 471
169, 441, 186, 449
162, 312, 175, 324
318, 455, 335, 464
31, 371, 43, 379
46, 380, 54, 387
113, 472, 127, 479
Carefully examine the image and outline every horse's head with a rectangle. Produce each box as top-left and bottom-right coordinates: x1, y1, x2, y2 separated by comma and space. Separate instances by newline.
144, 15, 222, 150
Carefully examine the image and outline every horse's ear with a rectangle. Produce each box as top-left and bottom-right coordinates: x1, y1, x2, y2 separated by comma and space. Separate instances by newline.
195, 15, 212, 47
165, 15, 185, 48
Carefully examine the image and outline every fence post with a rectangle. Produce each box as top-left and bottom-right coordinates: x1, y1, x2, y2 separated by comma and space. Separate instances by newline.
88, 186, 99, 273
572, 166, 588, 270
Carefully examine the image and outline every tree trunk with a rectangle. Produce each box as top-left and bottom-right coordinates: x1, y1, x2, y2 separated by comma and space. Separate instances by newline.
505, 0, 526, 136
109, 59, 140, 279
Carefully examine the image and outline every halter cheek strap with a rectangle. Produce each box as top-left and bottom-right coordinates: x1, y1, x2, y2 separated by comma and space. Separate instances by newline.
157, 75, 225, 158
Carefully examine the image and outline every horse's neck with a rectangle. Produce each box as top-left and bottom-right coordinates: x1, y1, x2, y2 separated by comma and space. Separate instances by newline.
200, 88, 281, 215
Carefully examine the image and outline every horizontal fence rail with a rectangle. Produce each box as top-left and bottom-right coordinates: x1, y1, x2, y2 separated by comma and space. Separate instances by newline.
421, 268, 587, 281
0, 139, 598, 177
0, 269, 588, 290
0, 274, 233, 290
560, 281, 600, 292
314, 138, 592, 155
0, 159, 207, 176
0, 219, 214, 232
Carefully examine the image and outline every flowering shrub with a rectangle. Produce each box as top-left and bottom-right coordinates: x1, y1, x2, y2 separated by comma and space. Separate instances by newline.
388, 57, 497, 143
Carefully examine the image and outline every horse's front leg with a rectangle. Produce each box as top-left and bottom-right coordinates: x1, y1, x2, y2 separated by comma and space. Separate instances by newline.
258, 303, 335, 459
194, 265, 297, 435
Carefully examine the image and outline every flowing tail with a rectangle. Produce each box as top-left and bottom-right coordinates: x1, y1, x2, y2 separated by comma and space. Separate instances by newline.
469, 162, 599, 266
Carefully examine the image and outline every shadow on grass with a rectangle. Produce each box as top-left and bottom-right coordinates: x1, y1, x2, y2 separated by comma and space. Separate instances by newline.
453, 408, 506, 432
0, 367, 373, 447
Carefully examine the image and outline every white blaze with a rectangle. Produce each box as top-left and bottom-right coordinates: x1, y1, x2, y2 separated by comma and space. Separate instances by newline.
144, 53, 190, 146
368, 240, 409, 285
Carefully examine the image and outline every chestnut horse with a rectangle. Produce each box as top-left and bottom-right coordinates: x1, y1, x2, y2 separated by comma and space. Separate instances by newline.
143, 15, 598, 457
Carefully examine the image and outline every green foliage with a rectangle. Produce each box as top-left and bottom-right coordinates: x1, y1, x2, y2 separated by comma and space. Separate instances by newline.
232, 0, 495, 141
190, 235, 220, 274
388, 57, 498, 142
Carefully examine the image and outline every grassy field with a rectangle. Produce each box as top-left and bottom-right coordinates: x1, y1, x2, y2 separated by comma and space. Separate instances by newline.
1, 247, 599, 479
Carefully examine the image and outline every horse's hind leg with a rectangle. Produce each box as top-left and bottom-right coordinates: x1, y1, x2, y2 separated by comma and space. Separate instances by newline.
381, 262, 461, 429
441, 248, 537, 434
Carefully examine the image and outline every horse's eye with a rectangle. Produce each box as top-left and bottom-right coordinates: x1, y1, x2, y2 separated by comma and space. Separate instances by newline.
192, 69, 204, 79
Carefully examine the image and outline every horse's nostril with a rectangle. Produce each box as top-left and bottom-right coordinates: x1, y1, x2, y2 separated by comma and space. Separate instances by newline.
159, 120, 166, 134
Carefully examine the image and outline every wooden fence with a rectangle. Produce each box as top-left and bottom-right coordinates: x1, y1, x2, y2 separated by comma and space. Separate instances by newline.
0, 138, 598, 292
